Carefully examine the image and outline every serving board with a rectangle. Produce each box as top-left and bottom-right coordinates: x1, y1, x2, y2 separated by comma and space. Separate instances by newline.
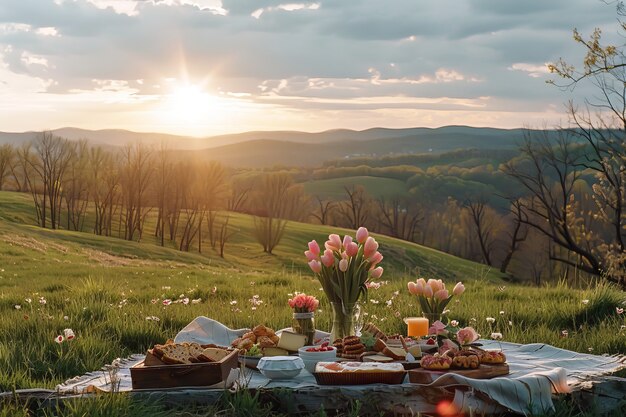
408, 363, 509, 384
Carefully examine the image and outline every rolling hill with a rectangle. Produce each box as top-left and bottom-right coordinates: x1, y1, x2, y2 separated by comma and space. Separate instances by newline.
0, 126, 534, 167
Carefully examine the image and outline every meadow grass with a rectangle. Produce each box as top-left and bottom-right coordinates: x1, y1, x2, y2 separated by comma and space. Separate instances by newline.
0, 191, 625, 416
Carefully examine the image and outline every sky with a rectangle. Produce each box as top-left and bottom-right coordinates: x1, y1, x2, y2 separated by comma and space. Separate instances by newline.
0, 0, 621, 137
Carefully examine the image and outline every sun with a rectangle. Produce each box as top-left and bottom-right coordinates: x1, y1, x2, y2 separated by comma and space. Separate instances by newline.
167, 84, 214, 122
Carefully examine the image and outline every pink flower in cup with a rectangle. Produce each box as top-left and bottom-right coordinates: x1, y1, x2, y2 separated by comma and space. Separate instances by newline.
456, 327, 479, 346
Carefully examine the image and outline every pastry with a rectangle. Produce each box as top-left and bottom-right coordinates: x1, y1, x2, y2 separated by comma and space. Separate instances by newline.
257, 335, 276, 349
479, 350, 507, 364
446, 350, 480, 369
341, 336, 366, 359
333, 338, 344, 355
197, 347, 230, 362
420, 353, 452, 370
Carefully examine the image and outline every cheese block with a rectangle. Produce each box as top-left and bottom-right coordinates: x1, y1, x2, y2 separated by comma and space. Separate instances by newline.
382, 346, 407, 360
198, 347, 231, 362
277, 331, 308, 351
263, 347, 290, 357
362, 354, 394, 363
407, 345, 422, 358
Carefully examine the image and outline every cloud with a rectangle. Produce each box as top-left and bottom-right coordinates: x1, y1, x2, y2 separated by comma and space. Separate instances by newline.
0, 0, 621, 135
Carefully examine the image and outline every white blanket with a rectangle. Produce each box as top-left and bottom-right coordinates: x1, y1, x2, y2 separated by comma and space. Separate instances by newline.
56, 316, 626, 416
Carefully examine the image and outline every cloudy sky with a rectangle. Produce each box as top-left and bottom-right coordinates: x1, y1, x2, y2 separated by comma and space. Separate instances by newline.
0, 0, 621, 136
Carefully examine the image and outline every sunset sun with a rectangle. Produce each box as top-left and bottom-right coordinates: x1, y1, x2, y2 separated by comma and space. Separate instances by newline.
166, 84, 215, 122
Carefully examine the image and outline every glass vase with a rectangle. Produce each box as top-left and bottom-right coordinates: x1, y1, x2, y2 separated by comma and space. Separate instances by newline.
329, 302, 358, 341
423, 312, 442, 327
292, 312, 315, 346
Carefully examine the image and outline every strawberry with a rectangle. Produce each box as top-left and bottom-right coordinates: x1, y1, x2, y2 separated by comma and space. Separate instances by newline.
426, 338, 436, 345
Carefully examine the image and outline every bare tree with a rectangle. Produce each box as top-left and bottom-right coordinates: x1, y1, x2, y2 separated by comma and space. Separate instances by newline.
337, 185, 371, 229
311, 195, 335, 225
499, 199, 529, 274
375, 196, 423, 241
153, 144, 173, 246
119, 143, 153, 241
0, 144, 14, 190
252, 173, 305, 254
216, 213, 236, 258
463, 197, 499, 266
63, 140, 90, 231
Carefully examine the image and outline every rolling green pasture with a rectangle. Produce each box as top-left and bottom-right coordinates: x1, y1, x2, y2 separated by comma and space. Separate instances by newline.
0, 191, 625, 416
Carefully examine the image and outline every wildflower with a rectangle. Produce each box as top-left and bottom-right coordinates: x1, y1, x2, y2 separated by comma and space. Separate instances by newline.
582, 299, 589, 305
182, 298, 190, 305
617, 307, 624, 315
64, 329, 75, 341
162, 299, 172, 306
146, 316, 160, 322
385, 300, 392, 307
23, 314, 29, 320
55, 335, 64, 344
366, 281, 381, 290
442, 309, 450, 315
561, 330, 568, 337
394, 311, 401, 318
508, 320, 513, 326
151, 299, 158, 304
25, 298, 32, 304
620, 325, 626, 331
39, 297, 47, 305
229, 300, 237, 305
370, 299, 380, 304
191, 298, 201, 304
161, 286, 171, 290
470, 317, 477, 323
14, 305, 21, 310
211, 286, 217, 294
499, 311, 505, 316
491, 332, 503, 340
63, 315, 69, 321
588, 347, 594, 352
450, 320, 459, 327
486, 317, 496, 324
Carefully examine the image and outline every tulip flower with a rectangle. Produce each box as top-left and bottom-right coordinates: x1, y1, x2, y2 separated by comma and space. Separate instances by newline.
368, 251, 383, 266
321, 249, 335, 267
434, 289, 449, 301
423, 284, 433, 298
426, 279, 440, 293
416, 277, 426, 288
308, 240, 320, 256
407, 281, 418, 295
308, 260, 322, 273
339, 258, 348, 272
414, 280, 424, 296
370, 266, 383, 279
304, 250, 318, 261
346, 241, 359, 257
453, 282, 465, 296
363, 236, 379, 258
325, 234, 342, 251
342, 235, 353, 248
356, 227, 369, 243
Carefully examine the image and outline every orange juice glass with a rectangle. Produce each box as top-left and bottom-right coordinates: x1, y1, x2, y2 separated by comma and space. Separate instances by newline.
405, 317, 429, 337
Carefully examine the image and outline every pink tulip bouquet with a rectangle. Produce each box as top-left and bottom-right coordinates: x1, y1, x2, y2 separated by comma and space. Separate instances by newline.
407, 278, 465, 323
305, 227, 384, 339
428, 320, 481, 352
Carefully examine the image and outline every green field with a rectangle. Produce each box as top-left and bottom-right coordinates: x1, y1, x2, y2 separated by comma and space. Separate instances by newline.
0, 191, 625, 416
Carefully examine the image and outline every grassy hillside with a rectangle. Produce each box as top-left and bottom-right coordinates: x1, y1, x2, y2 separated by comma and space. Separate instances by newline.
0, 191, 625, 416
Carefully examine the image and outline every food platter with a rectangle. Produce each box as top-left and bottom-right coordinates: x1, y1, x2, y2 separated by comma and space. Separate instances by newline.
408, 363, 510, 384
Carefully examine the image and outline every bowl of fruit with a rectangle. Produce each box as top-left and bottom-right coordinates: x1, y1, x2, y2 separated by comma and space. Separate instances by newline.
298, 343, 337, 373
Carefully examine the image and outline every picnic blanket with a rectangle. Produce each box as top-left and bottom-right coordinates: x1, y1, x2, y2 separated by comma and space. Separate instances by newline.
57, 316, 626, 416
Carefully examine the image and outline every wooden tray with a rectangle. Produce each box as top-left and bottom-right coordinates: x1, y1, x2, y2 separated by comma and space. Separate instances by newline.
313, 371, 406, 385
408, 363, 509, 384
130, 349, 239, 389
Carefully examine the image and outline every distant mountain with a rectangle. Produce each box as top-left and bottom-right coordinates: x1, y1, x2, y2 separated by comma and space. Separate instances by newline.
0, 125, 535, 167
